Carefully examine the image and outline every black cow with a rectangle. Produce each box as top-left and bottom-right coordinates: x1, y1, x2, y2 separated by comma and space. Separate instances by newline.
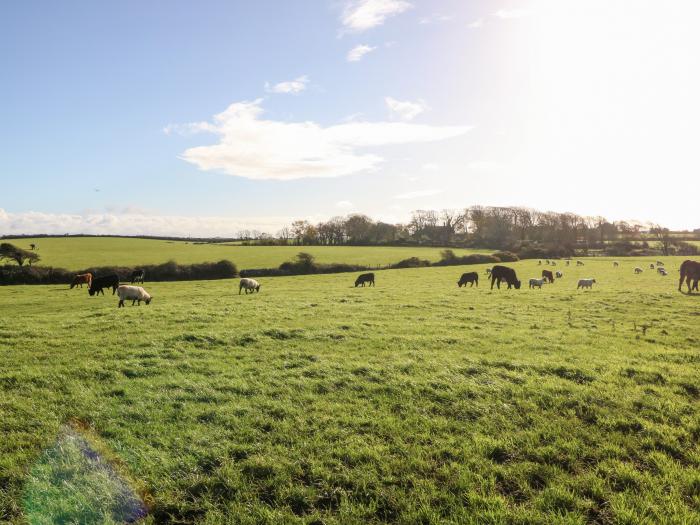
541, 269, 554, 283
354, 273, 375, 287
490, 265, 521, 290
457, 272, 478, 287
130, 269, 145, 284
89, 274, 120, 296
679, 260, 700, 293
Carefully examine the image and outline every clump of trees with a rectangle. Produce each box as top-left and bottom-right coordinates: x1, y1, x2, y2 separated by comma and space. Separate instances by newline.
270, 207, 697, 257
0, 243, 40, 266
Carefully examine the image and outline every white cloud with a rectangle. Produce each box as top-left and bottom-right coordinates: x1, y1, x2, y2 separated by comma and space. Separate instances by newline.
468, 17, 484, 28
385, 96, 427, 121
335, 200, 354, 209
341, 0, 412, 33
494, 9, 529, 19
347, 44, 376, 62
393, 189, 443, 200
422, 162, 439, 171
172, 99, 470, 180
0, 208, 298, 237
264, 75, 309, 94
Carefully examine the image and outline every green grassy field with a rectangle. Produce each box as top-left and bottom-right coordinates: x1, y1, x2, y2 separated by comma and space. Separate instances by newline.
6, 237, 487, 270
1, 256, 699, 524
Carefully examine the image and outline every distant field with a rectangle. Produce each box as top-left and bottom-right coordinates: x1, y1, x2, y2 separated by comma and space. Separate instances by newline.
1, 256, 698, 523
7, 237, 487, 270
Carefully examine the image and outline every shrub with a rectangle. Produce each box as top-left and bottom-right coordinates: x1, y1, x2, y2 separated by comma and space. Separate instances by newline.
492, 251, 520, 262
391, 257, 431, 269
0, 260, 238, 286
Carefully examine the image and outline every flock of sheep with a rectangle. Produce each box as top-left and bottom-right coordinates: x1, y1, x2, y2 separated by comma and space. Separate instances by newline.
70, 258, 696, 308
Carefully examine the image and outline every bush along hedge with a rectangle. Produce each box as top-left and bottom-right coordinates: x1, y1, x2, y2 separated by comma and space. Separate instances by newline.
0, 260, 238, 286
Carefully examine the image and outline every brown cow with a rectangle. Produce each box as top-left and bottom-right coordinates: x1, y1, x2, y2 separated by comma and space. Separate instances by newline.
541, 269, 554, 283
679, 260, 700, 293
70, 273, 92, 289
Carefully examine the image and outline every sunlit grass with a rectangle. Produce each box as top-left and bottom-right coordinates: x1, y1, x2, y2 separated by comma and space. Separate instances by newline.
1, 256, 698, 523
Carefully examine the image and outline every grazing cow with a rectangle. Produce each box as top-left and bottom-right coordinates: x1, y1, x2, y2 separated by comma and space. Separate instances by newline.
678, 260, 700, 293
577, 278, 596, 290
541, 270, 555, 283
529, 278, 545, 289
555, 271, 563, 278
30, 243, 37, 250
70, 272, 92, 289
650, 263, 655, 270
490, 265, 521, 290
354, 273, 375, 287
576, 261, 585, 266
634, 267, 643, 274
129, 269, 145, 284
89, 274, 120, 296
117, 285, 152, 307
239, 278, 261, 294
457, 272, 478, 288
613, 261, 619, 267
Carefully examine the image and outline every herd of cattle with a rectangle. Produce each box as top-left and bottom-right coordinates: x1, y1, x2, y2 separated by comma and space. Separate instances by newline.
68, 259, 700, 307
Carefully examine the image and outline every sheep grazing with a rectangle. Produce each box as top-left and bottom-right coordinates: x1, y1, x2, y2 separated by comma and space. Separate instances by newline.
613, 261, 619, 267
117, 285, 152, 307
239, 278, 261, 294
555, 271, 563, 278
658, 267, 668, 276
649, 263, 655, 269
529, 278, 545, 289
538, 260, 542, 265
565, 260, 570, 266
577, 278, 596, 290
656, 261, 664, 266
576, 261, 584, 266
634, 267, 643, 274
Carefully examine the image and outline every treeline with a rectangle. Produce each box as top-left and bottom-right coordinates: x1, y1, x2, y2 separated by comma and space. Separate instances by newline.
261, 207, 698, 257
0, 260, 237, 286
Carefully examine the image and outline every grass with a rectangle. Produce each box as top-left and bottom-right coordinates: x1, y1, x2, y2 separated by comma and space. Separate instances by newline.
6, 237, 487, 270
1, 256, 699, 523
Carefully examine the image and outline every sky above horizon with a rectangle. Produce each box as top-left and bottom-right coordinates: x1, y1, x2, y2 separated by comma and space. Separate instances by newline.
1, 0, 699, 236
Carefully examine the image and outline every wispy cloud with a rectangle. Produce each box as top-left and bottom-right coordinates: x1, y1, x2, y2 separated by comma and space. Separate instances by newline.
341, 0, 412, 33
264, 75, 309, 94
335, 200, 354, 209
422, 162, 439, 171
0, 208, 297, 237
494, 9, 529, 19
385, 97, 427, 121
168, 99, 471, 181
393, 188, 443, 200
468, 160, 501, 171
347, 44, 376, 62
467, 17, 484, 28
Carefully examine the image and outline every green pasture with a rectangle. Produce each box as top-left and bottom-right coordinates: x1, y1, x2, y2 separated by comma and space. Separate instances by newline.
0, 256, 698, 523
6, 237, 486, 270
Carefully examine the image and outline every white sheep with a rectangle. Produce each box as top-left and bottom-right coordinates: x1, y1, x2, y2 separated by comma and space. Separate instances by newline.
577, 278, 596, 289
239, 278, 261, 294
529, 278, 545, 289
117, 285, 152, 307
555, 271, 563, 278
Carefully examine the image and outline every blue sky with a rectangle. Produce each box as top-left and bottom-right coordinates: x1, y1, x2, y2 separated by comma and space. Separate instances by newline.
2, 1, 698, 235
